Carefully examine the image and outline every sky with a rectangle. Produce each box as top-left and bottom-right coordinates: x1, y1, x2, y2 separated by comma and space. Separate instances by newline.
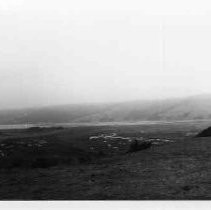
1, 0, 211, 109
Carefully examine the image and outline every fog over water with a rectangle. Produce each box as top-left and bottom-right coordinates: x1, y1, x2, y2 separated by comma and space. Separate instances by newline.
1, 0, 211, 109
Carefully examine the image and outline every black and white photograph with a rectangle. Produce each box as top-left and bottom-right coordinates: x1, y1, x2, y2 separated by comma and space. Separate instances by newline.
1, 0, 211, 204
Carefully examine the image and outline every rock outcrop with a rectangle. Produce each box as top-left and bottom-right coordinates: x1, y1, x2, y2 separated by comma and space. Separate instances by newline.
196, 127, 211, 137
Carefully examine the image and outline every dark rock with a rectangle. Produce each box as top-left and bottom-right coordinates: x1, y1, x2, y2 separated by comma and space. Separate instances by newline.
182, 185, 192, 191
196, 126, 211, 137
127, 140, 152, 153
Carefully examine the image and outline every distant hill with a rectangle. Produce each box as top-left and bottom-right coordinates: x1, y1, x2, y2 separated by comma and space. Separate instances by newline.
1, 94, 211, 125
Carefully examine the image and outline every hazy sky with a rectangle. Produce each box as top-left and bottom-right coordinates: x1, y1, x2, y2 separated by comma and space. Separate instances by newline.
1, 0, 211, 109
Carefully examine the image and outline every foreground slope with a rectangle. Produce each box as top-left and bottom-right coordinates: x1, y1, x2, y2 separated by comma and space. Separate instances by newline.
0, 122, 210, 199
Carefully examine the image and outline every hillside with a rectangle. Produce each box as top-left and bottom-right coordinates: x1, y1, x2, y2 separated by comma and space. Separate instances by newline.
0, 94, 211, 125
0, 122, 211, 199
